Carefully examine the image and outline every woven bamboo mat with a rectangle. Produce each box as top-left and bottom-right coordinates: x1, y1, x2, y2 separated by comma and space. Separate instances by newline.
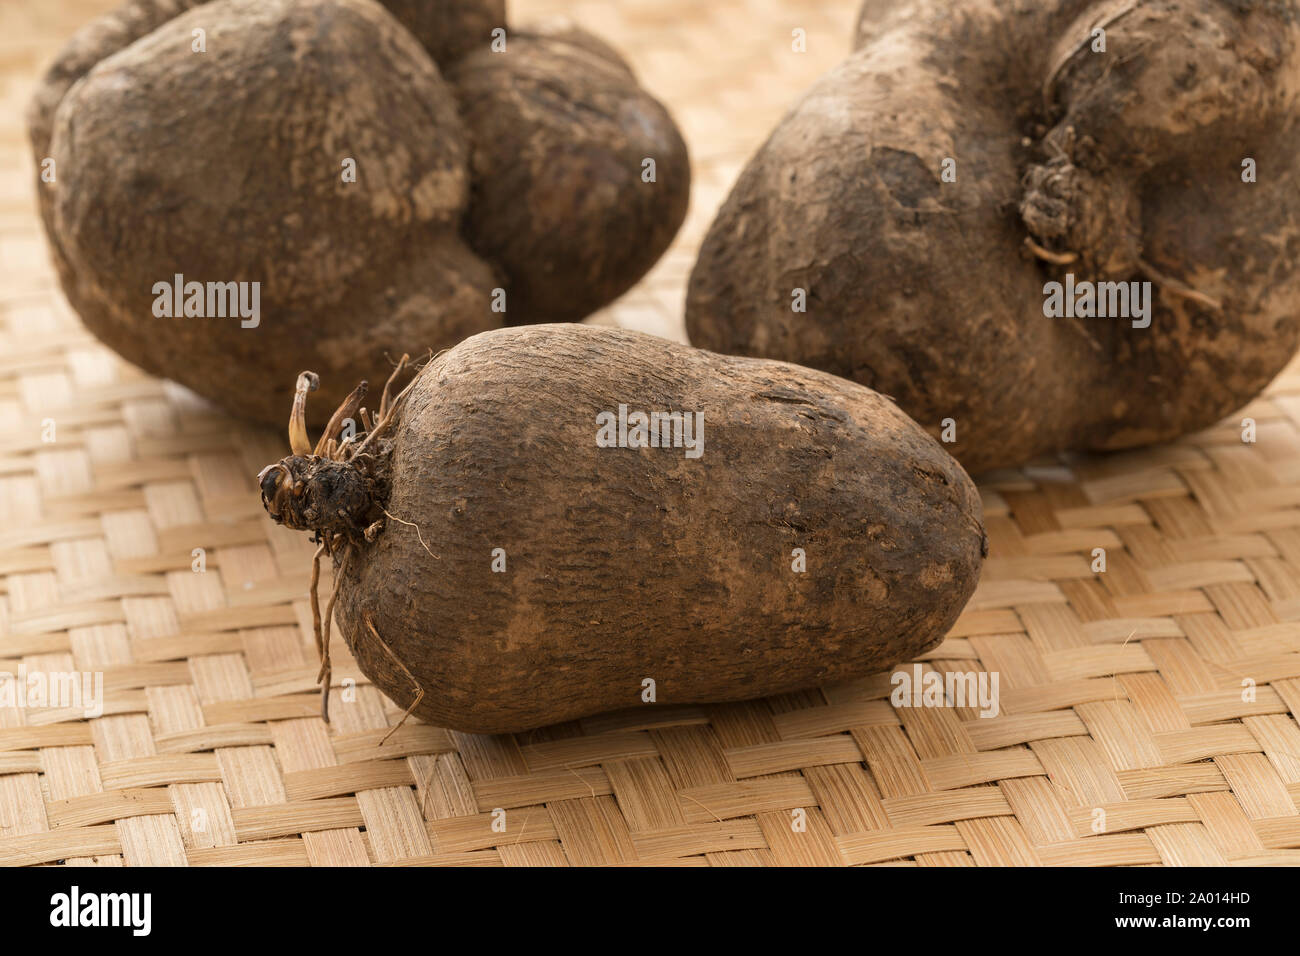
3, 0, 1300, 868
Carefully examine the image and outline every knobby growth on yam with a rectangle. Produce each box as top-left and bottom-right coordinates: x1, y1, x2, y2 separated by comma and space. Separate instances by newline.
258, 354, 425, 723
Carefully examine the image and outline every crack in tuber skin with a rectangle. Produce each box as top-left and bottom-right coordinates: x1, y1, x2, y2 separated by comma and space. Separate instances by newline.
686, 0, 1300, 474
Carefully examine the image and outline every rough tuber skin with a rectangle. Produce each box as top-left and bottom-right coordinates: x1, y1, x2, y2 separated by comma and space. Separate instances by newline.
259, 325, 986, 735
29, 0, 690, 426
450, 28, 691, 323
686, 0, 1300, 474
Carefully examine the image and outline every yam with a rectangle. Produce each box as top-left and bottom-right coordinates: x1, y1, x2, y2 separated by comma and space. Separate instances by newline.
30, 0, 689, 424
686, 0, 1300, 473
258, 324, 985, 734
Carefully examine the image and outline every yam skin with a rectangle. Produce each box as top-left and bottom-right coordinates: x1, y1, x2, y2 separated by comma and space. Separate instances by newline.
379, 0, 506, 65
686, 0, 1300, 474
26, 0, 502, 166
450, 30, 691, 323
29, 0, 689, 425
264, 325, 986, 734
42, 0, 494, 425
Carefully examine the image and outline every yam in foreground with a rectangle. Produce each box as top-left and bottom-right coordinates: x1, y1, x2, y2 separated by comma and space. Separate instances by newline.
30, 0, 689, 425
687, 0, 1300, 473
258, 325, 986, 734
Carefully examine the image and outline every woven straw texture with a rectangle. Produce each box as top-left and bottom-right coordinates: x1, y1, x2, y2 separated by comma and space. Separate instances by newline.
4, 0, 1300, 867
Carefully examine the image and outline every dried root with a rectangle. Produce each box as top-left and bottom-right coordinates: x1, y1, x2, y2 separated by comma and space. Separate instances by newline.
1137, 257, 1223, 313
289, 372, 319, 457
381, 509, 440, 561
365, 614, 426, 746
309, 542, 326, 670
1023, 236, 1077, 265
261, 356, 431, 729
353, 352, 431, 458
317, 544, 351, 722
314, 379, 369, 457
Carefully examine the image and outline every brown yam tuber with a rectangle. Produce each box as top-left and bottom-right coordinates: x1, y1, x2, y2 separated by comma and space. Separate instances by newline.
258, 324, 986, 734
686, 0, 1300, 473
30, 0, 689, 425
